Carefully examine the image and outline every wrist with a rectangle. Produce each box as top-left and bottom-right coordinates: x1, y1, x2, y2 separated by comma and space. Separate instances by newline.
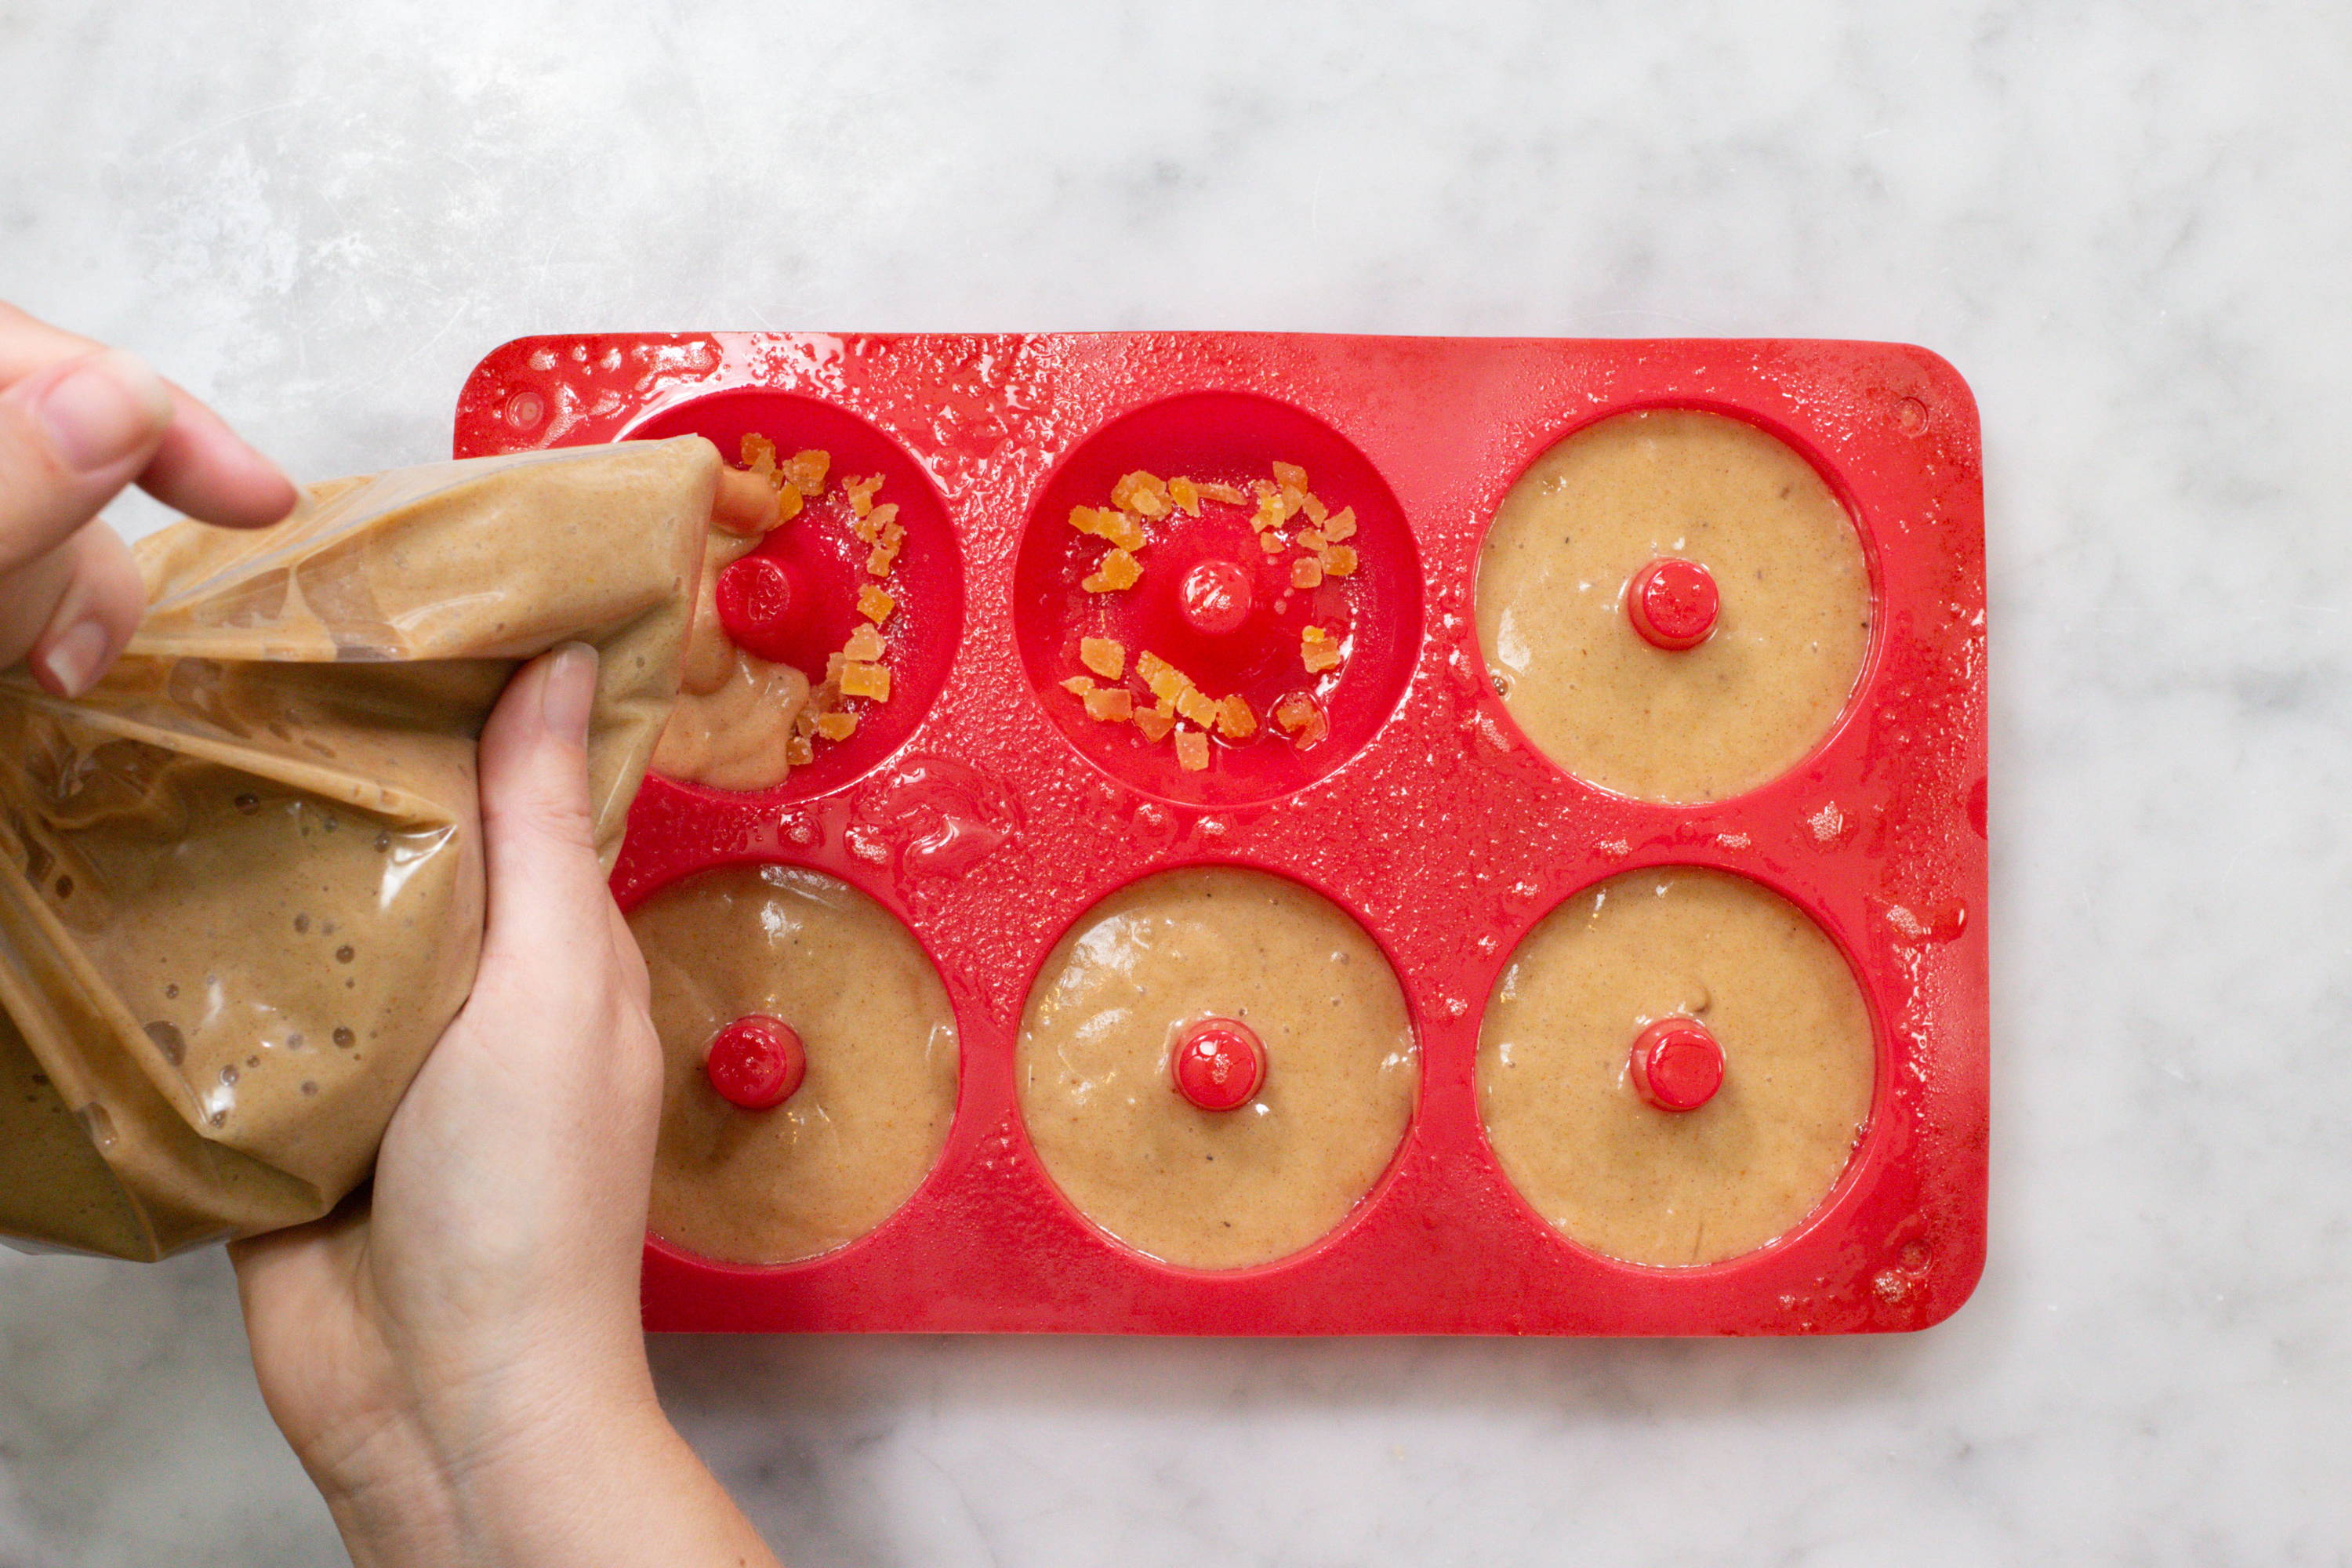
321, 1365, 680, 1568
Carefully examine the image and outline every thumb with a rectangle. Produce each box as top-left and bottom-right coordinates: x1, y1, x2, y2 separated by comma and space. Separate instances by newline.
476, 643, 612, 968
0, 349, 172, 576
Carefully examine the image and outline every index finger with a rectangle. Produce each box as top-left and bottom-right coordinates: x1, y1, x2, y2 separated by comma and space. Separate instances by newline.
0, 302, 296, 528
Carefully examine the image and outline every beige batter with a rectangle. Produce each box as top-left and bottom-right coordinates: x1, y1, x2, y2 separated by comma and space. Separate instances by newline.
1016, 868, 1418, 1270
649, 473, 809, 792
1475, 409, 1871, 803
1477, 867, 1875, 1266
630, 863, 959, 1265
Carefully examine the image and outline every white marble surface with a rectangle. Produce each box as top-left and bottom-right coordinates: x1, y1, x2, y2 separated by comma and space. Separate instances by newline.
3, 1, 2347, 1562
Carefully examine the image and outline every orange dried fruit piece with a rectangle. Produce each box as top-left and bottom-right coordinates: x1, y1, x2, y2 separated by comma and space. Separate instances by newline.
1062, 675, 1096, 698
1111, 470, 1171, 517
866, 543, 899, 577
843, 474, 885, 517
1322, 507, 1356, 542
857, 585, 895, 624
1301, 493, 1328, 525
1167, 476, 1201, 516
1082, 547, 1142, 592
844, 625, 885, 662
1174, 728, 1210, 771
1175, 685, 1221, 731
841, 662, 892, 701
793, 708, 820, 739
1097, 510, 1146, 552
786, 734, 816, 768
1080, 637, 1127, 680
1250, 484, 1290, 532
1291, 556, 1324, 590
852, 500, 901, 544
774, 485, 804, 524
1133, 707, 1174, 742
1259, 532, 1286, 555
782, 450, 831, 497
1296, 527, 1327, 552
1083, 686, 1134, 722
1301, 625, 1344, 673
1272, 460, 1309, 493
1198, 481, 1247, 506
815, 711, 858, 742
741, 434, 779, 474
1217, 694, 1258, 739
1137, 651, 1186, 706
1273, 691, 1329, 746
1068, 505, 1107, 537
1323, 544, 1358, 577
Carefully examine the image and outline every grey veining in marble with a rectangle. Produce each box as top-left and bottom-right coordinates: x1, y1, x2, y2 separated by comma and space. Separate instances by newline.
4, 0, 2349, 1563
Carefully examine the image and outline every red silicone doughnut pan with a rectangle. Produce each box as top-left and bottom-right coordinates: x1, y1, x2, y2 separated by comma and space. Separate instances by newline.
455, 332, 1987, 1336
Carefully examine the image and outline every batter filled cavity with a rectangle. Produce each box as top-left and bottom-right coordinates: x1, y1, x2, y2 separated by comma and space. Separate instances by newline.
629, 864, 958, 1265
1475, 409, 1871, 802
1476, 867, 1874, 1266
653, 437, 907, 791
1016, 867, 1417, 1269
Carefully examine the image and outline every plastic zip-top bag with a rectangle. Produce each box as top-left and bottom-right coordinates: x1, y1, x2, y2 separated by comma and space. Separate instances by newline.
0, 435, 719, 1260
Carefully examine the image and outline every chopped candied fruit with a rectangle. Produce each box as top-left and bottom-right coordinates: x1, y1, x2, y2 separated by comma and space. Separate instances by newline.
844, 625, 885, 663
857, 585, 895, 624
1250, 485, 1290, 532
1323, 544, 1359, 577
1134, 708, 1175, 742
793, 708, 820, 739
1217, 694, 1258, 739
1083, 687, 1134, 722
1323, 507, 1356, 542
1198, 481, 1247, 506
1097, 510, 1146, 551
1273, 691, 1329, 746
843, 474, 885, 517
866, 543, 900, 577
1291, 557, 1324, 590
1301, 493, 1328, 525
852, 500, 901, 544
1296, 527, 1327, 552
1062, 675, 1096, 698
1111, 470, 1171, 517
783, 450, 831, 497
841, 662, 892, 701
1080, 637, 1127, 680
741, 434, 779, 474
1259, 532, 1286, 555
1138, 652, 1186, 705
1168, 476, 1201, 516
1174, 728, 1210, 771
774, 485, 804, 524
824, 651, 849, 684
786, 734, 816, 768
1301, 625, 1344, 673
1081, 547, 1142, 592
1175, 685, 1221, 730
815, 711, 858, 742
1068, 505, 1105, 537
1272, 460, 1309, 493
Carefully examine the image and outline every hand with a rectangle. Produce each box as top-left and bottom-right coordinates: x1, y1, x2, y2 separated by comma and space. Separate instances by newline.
230, 647, 781, 1568
0, 301, 295, 693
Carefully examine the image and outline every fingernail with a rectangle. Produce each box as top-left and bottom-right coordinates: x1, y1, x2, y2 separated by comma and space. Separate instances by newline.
542, 641, 598, 743
35, 350, 173, 474
37, 618, 112, 699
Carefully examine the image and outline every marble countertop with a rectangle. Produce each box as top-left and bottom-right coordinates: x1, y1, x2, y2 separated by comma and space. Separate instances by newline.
3, 2, 2346, 1563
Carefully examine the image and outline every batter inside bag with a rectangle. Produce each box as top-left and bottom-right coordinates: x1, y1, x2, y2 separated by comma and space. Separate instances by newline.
0, 436, 720, 1261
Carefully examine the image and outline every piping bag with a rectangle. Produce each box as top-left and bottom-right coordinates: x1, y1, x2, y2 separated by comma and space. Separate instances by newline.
0, 436, 720, 1260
